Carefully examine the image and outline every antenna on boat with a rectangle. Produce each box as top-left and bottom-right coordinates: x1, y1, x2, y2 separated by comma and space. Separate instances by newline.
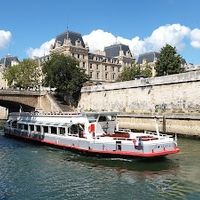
174, 133, 177, 143
155, 116, 160, 139
19, 105, 22, 113
116, 114, 119, 131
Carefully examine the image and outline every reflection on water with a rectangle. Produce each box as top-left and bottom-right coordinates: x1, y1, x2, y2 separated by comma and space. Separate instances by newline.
0, 122, 200, 200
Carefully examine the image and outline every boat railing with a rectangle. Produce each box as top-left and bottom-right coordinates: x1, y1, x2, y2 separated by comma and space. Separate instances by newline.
31, 111, 83, 116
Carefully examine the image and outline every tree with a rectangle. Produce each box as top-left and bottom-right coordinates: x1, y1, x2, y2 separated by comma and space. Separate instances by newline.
117, 62, 152, 82
140, 63, 152, 78
42, 54, 89, 106
155, 44, 185, 76
3, 59, 41, 89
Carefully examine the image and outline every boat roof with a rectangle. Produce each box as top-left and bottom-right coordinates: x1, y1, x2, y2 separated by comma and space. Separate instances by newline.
17, 119, 70, 127
9, 111, 119, 117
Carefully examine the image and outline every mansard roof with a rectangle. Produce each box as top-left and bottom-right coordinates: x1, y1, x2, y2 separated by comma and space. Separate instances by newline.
137, 52, 159, 64
88, 53, 120, 63
104, 44, 132, 58
53, 31, 85, 48
0, 55, 20, 68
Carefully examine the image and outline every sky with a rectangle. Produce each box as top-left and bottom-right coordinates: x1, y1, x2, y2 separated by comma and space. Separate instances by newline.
0, 0, 200, 64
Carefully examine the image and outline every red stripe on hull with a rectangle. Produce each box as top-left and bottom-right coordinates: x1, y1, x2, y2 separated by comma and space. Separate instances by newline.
5, 133, 180, 158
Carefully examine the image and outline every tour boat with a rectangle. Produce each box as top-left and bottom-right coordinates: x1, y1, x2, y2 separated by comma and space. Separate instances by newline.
4, 112, 180, 158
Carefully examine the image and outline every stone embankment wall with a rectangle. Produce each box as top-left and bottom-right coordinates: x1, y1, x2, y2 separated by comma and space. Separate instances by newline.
0, 107, 7, 119
78, 71, 200, 114
39, 93, 62, 113
118, 114, 200, 137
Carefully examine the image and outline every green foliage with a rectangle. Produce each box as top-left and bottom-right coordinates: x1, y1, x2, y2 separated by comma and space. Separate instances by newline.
155, 44, 185, 76
141, 64, 152, 78
3, 59, 41, 89
117, 63, 152, 81
42, 54, 89, 106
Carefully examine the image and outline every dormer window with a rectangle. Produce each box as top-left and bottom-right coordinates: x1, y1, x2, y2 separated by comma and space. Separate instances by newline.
75, 39, 81, 47
56, 41, 61, 47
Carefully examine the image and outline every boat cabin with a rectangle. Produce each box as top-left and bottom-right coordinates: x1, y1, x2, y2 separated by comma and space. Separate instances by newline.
5, 112, 118, 139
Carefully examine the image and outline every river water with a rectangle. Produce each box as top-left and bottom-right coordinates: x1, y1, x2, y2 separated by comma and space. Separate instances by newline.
0, 121, 200, 200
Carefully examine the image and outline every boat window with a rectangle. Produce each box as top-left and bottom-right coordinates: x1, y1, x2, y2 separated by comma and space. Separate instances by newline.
43, 126, 48, 133
98, 115, 116, 122
30, 125, 34, 131
69, 124, 84, 136
6, 120, 11, 127
98, 116, 107, 122
12, 120, 17, 128
24, 124, 28, 131
36, 125, 41, 132
18, 123, 24, 130
59, 127, 65, 135
87, 114, 98, 123
51, 127, 57, 134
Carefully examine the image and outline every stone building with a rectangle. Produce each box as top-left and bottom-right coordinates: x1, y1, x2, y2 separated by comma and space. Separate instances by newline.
137, 52, 159, 77
0, 55, 20, 89
0, 55, 20, 68
39, 30, 135, 82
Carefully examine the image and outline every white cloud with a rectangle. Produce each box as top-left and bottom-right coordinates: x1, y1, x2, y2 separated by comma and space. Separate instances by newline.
27, 38, 55, 58
144, 24, 190, 51
0, 30, 12, 49
83, 29, 116, 52
83, 24, 192, 57
190, 29, 200, 48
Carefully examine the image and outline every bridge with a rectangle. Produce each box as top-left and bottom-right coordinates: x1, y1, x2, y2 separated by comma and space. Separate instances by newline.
0, 89, 62, 113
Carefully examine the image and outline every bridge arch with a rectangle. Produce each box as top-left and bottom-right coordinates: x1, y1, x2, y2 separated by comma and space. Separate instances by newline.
0, 89, 62, 114
0, 100, 35, 113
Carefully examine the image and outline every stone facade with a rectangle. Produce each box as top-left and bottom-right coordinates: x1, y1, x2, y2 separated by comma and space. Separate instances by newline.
39, 31, 135, 82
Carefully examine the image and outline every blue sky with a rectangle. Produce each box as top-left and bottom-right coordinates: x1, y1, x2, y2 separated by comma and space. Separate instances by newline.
0, 0, 200, 64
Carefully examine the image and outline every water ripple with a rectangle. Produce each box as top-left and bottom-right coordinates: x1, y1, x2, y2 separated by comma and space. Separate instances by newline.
0, 134, 200, 200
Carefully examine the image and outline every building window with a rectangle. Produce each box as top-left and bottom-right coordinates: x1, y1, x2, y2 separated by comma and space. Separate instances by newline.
77, 54, 80, 59
112, 66, 115, 72
112, 73, 115, 80
83, 62, 85, 68
96, 64, 99, 70
72, 53, 74, 57
97, 72, 99, 79
90, 63, 93, 69
105, 66, 107, 71
105, 73, 108, 80
90, 71, 93, 78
